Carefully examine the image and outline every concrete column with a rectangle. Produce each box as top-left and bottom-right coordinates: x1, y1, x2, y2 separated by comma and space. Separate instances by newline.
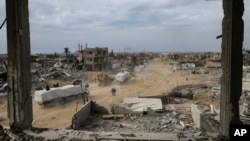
220, 0, 244, 138
6, 0, 33, 129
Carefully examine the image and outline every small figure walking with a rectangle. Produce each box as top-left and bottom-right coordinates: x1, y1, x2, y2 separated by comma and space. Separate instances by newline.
111, 88, 116, 96
46, 84, 50, 91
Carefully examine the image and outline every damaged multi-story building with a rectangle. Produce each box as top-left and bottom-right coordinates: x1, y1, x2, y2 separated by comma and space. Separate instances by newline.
77, 44, 108, 71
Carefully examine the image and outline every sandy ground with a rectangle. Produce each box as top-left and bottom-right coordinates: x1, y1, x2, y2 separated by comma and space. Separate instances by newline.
0, 58, 214, 129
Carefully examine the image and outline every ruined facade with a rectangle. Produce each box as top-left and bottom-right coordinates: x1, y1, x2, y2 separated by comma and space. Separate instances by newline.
77, 46, 108, 71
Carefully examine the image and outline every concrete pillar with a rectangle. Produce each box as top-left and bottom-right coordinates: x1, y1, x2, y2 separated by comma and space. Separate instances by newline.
220, 0, 244, 138
6, 0, 33, 129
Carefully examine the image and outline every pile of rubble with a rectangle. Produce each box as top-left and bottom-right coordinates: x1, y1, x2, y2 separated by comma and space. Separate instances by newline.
0, 125, 11, 141
169, 84, 220, 105
81, 110, 198, 134
240, 90, 250, 124
192, 86, 220, 103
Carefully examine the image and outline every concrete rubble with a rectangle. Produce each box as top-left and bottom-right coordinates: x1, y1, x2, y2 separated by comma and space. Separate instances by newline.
3, 0, 247, 138
78, 110, 217, 139
0, 124, 221, 141
1, 51, 239, 140
240, 90, 250, 124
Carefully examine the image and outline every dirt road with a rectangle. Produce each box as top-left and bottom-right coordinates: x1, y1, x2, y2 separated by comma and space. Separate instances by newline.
0, 58, 210, 129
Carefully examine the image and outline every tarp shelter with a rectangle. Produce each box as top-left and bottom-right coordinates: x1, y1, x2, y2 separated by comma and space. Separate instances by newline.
124, 97, 163, 112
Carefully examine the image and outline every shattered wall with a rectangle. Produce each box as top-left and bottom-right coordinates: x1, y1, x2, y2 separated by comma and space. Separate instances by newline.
71, 100, 91, 129
191, 104, 220, 133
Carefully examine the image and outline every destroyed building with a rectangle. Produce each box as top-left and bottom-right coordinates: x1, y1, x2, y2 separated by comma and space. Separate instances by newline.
0, 0, 247, 140
77, 45, 108, 71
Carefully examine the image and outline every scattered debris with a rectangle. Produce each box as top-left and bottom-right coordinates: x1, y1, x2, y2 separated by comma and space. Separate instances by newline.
102, 114, 125, 119
1, 52, 226, 140
0, 125, 12, 141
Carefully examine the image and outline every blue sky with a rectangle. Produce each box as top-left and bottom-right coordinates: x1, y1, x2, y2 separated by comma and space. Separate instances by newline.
0, 0, 250, 54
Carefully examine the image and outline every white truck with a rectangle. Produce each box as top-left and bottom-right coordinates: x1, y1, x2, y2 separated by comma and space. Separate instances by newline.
115, 70, 131, 83
34, 81, 89, 105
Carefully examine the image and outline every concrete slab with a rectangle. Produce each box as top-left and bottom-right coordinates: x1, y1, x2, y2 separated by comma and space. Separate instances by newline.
72, 100, 91, 129
124, 97, 162, 112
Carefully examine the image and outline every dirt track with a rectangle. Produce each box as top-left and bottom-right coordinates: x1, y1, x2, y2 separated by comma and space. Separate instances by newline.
0, 58, 212, 129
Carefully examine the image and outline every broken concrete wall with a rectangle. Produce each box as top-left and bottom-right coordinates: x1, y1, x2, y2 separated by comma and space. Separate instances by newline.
71, 100, 91, 129
191, 104, 201, 129
191, 104, 220, 133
